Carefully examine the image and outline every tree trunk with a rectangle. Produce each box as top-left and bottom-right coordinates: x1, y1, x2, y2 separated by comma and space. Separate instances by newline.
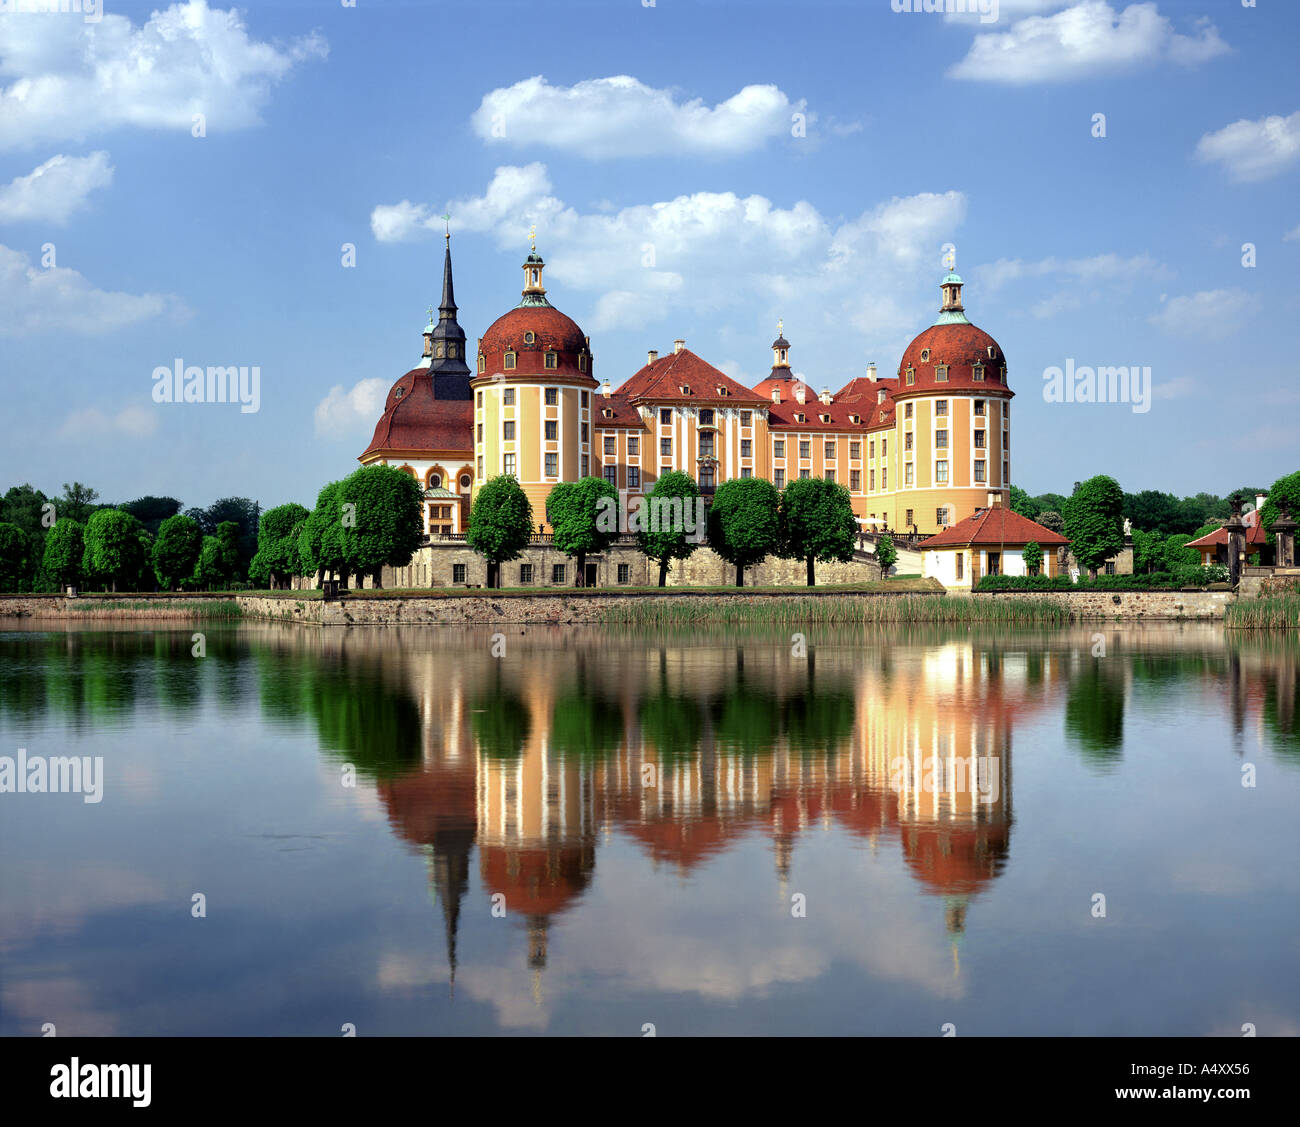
806, 556, 815, 587
736, 565, 744, 588
658, 557, 669, 587
315, 569, 324, 589
576, 552, 586, 587
488, 561, 497, 589
372, 567, 383, 589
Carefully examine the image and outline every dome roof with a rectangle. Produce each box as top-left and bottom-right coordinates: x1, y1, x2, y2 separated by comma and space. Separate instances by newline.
896, 321, 1012, 397
477, 304, 592, 380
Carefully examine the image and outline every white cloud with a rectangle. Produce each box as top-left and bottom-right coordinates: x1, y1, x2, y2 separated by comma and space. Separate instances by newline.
1195, 111, 1300, 184
0, 151, 112, 224
0, 0, 326, 150
0, 243, 181, 335
375, 164, 966, 358
470, 75, 806, 159
314, 378, 389, 437
1148, 289, 1255, 338
948, 2, 1229, 84
1285, 223, 1300, 243
978, 252, 1170, 318
58, 404, 159, 440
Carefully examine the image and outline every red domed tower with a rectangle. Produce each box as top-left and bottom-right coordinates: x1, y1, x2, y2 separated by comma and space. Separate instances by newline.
470, 239, 596, 525
890, 271, 1013, 533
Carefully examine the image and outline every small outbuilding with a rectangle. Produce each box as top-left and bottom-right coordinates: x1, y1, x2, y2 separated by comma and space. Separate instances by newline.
919, 503, 1069, 589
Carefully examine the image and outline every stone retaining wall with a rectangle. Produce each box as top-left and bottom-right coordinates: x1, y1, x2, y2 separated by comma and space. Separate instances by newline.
975, 588, 1233, 619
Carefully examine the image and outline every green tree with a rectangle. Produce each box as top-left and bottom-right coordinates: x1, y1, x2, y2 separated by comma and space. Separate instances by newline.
778, 477, 856, 586
119, 496, 183, 536
466, 474, 533, 589
1063, 476, 1124, 579
875, 532, 898, 575
249, 502, 310, 589
1130, 528, 1163, 573
1031, 492, 1069, 516
637, 470, 702, 587
1161, 533, 1200, 572
1008, 485, 1038, 519
298, 482, 349, 588
547, 476, 619, 587
43, 518, 85, 589
1022, 540, 1043, 576
152, 514, 204, 589
187, 497, 259, 575
59, 482, 100, 525
337, 465, 423, 587
81, 509, 145, 592
0, 523, 33, 591
707, 477, 780, 587
0, 484, 51, 536
1258, 471, 1300, 547
1036, 510, 1066, 536
1123, 490, 1180, 534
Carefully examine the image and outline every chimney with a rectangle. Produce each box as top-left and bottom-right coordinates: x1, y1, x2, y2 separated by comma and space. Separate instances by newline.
647, 349, 658, 365
866, 362, 877, 383
673, 339, 685, 354
1256, 493, 1267, 514
771, 387, 781, 404
988, 492, 1002, 508
794, 383, 806, 405
819, 388, 831, 405
601, 379, 611, 398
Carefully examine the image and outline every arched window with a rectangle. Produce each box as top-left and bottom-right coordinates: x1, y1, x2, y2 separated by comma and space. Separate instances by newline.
477, 354, 486, 372
504, 352, 516, 370
429, 472, 442, 489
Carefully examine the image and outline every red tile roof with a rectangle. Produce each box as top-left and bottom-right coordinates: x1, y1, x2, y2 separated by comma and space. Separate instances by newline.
618, 347, 768, 405
918, 507, 1069, 549
1185, 511, 1268, 549
896, 322, 1015, 399
592, 395, 645, 428
360, 369, 473, 459
768, 398, 881, 432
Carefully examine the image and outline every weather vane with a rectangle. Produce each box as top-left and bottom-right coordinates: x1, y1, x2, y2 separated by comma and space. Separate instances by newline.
777, 318, 783, 336
529, 223, 536, 252
943, 246, 956, 271
441, 212, 451, 238
427, 304, 435, 323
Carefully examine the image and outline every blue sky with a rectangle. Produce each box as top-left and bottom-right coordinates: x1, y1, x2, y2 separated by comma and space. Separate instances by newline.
1, 0, 1297, 511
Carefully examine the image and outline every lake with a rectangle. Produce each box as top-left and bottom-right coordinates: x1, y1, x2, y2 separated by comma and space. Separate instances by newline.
1, 621, 1297, 1036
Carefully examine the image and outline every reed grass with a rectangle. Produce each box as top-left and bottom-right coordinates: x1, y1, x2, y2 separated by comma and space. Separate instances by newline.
597, 594, 1070, 627
66, 599, 243, 619
1225, 595, 1300, 630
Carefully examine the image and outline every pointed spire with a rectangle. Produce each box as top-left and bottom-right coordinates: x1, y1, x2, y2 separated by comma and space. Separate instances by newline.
439, 232, 457, 317
423, 231, 471, 395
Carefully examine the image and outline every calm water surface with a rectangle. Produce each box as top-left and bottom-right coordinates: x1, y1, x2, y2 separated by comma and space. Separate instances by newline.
1, 622, 1297, 1036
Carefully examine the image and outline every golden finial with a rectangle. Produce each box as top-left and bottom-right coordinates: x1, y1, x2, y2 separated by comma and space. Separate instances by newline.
777, 318, 784, 336
441, 212, 451, 239
426, 304, 435, 324
529, 224, 536, 252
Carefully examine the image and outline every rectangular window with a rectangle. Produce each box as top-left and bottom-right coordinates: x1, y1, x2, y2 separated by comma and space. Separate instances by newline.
881, 468, 887, 490
799, 440, 810, 459
870, 469, 875, 490
935, 460, 949, 484
545, 420, 557, 441
1003, 461, 1009, 484
660, 438, 672, 457
503, 388, 515, 405
580, 455, 589, 477
1104, 561, 1116, 576
935, 429, 948, 449
545, 387, 558, 406
477, 456, 483, 477
699, 432, 714, 456
604, 435, 616, 456
740, 439, 752, 458
869, 441, 875, 459
545, 453, 558, 476
824, 442, 836, 460
774, 440, 785, 459
935, 365, 948, 382
974, 429, 985, 449
581, 391, 589, 407
699, 466, 715, 489
544, 352, 557, 369
850, 442, 860, 460
906, 369, 915, 385
774, 469, 785, 489
956, 553, 963, 580
453, 564, 467, 584
741, 467, 753, 478
975, 460, 986, 483
628, 436, 639, 456
628, 466, 640, 489
850, 470, 860, 491
799, 469, 810, 480
476, 391, 483, 408
935, 400, 948, 416
825, 469, 835, 483
905, 463, 914, 485
699, 408, 714, 425
905, 508, 914, 526
504, 354, 516, 370
740, 410, 752, 426
904, 431, 913, 451
520, 564, 533, 584
617, 563, 630, 584
477, 423, 483, 442
937, 507, 948, 527
503, 420, 515, 440
660, 408, 672, 425
503, 453, 516, 475
905, 403, 913, 419
604, 465, 618, 487
974, 399, 986, 416
580, 423, 588, 443
552, 564, 566, 584
882, 438, 887, 457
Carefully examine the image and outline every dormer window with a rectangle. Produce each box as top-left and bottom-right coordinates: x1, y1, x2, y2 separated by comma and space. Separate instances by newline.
850, 414, 860, 424
987, 345, 997, 359
544, 351, 558, 369
504, 352, 516, 370
795, 412, 805, 423
524, 331, 536, 345
905, 366, 915, 386
935, 364, 948, 382
680, 385, 691, 395
1000, 365, 1008, 384
602, 408, 613, 418
973, 362, 985, 382
820, 413, 830, 423
395, 386, 404, 399
478, 354, 486, 372
578, 354, 587, 371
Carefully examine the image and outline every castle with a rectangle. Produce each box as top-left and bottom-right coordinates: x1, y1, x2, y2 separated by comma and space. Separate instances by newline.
360, 234, 1014, 583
